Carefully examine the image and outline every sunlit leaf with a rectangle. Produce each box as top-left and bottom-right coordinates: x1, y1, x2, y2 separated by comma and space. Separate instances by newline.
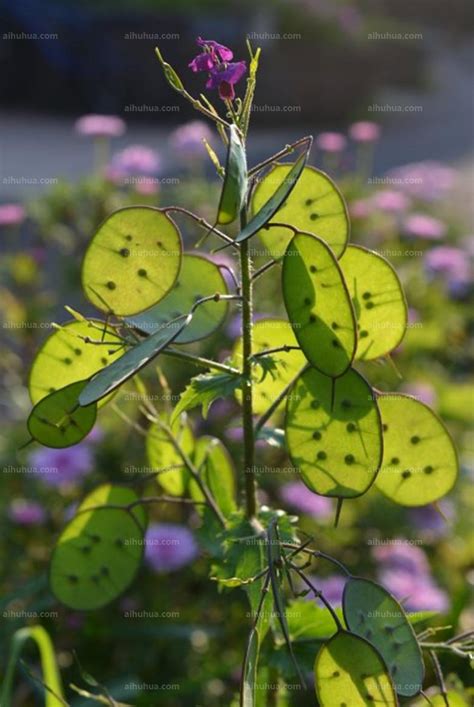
146, 414, 194, 496
127, 254, 229, 344
218, 124, 247, 225
286, 367, 383, 498
28, 380, 96, 448
253, 164, 349, 259
314, 630, 397, 706
81, 206, 182, 316
241, 628, 259, 707
282, 233, 356, 378
343, 576, 424, 697
171, 371, 242, 424
29, 320, 123, 407
339, 245, 407, 360
189, 436, 237, 517
375, 393, 459, 506
50, 485, 145, 610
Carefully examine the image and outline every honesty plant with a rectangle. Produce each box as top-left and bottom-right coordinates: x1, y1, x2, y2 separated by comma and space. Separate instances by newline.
22, 37, 471, 706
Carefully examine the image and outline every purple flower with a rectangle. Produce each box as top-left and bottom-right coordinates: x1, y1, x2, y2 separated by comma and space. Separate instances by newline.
372, 190, 410, 213
189, 37, 233, 73
280, 481, 333, 520
206, 61, 247, 100
305, 574, 346, 607
425, 246, 471, 291
145, 523, 198, 573
29, 445, 93, 487
75, 114, 126, 138
108, 145, 161, 177
385, 161, 456, 202
0, 204, 26, 226
408, 501, 454, 539
403, 213, 446, 240
400, 382, 437, 407
372, 541, 429, 575
349, 121, 381, 143
170, 121, 214, 159
9, 499, 46, 525
316, 132, 347, 153
378, 568, 449, 613
349, 198, 373, 220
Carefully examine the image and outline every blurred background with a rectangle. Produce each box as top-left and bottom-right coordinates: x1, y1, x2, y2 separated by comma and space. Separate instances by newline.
0, 0, 473, 705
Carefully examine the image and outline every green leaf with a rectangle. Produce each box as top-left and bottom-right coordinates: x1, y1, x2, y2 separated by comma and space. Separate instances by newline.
154, 46, 185, 93
126, 254, 229, 344
81, 206, 182, 316
28, 380, 96, 448
78, 316, 191, 406
286, 367, 383, 498
49, 485, 145, 610
286, 598, 342, 642
241, 628, 260, 707
234, 152, 309, 245
375, 393, 459, 506
343, 576, 424, 697
0, 626, 65, 707
314, 630, 397, 706
253, 164, 349, 259
339, 245, 407, 360
28, 320, 123, 407
189, 436, 237, 517
217, 124, 247, 225
282, 233, 356, 377
146, 414, 194, 496
232, 318, 306, 415
171, 370, 242, 424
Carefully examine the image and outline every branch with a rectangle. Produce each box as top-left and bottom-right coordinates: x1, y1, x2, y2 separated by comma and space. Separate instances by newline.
254, 365, 308, 435
248, 136, 313, 177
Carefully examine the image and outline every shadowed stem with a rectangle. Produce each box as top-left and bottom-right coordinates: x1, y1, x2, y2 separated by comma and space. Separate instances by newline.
254, 365, 308, 436
240, 208, 257, 519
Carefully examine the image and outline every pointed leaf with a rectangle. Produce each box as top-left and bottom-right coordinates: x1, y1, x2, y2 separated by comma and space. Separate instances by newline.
286, 367, 383, 498
343, 576, 424, 697
282, 233, 356, 377
253, 164, 349, 259
241, 628, 260, 707
235, 152, 308, 244
146, 414, 194, 496
81, 206, 182, 316
375, 394, 458, 506
189, 436, 237, 517
127, 254, 229, 344
79, 316, 191, 406
28, 380, 96, 448
171, 371, 242, 424
339, 245, 407, 360
218, 124, 247, 225
314, 630, 398, 706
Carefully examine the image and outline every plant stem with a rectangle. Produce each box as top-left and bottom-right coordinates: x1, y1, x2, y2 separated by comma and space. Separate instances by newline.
240, 209, 257, 519
161, 348, 240, 376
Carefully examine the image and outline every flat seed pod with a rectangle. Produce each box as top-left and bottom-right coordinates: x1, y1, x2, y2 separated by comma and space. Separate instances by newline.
339, 245, 407, 360
81, 206, 182, 316
146, 415, 194, 496
343, 577, 424, 697
189, 436, 236, 517
315, 630, 398, 706
28, 380, 96, 448
28, 320, 123, 407
282, 233, 356, 378
253, 164, 349, 259
78, 315, 191, 406
78, 484, 147, 529
375, 394, 458, 506
50, 485, 144, 610
232, 318, 306, 414
126, 254, 229, 344
217, 124, 247, 225
286, 367, 382, 498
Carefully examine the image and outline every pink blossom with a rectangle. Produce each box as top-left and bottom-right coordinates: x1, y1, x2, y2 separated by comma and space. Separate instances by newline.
385, 161, 456, 202
401, 382, 437, 407
372, 190, 410, 213
425, 246, 471, 285
75, 114, 126, 138
280, 481, 333, 519
135, 177, 160, 195
109, 145, 161, 176
316, 132, 347, 153
349, 198, 373, 219
0, 204, 26, 226
9, 499, 46, 525
349, 121, 381, 143
170, 120, 214, 159
144, 523, 198, 573
404, 213, 446, 240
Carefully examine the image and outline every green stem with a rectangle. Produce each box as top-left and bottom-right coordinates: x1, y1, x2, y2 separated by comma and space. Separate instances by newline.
161, 348, 240, 376
240, 211, 257, 519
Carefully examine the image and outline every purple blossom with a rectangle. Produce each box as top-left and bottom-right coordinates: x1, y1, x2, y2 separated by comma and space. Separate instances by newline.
75, 114, 126, 138
29, 444, 93, 487
169, 120, 214, 159
316, 132, 347, 153
305, 574, 346, 607
372, 190, 411, 213
425, 246, 471, 291
280, 481, 333, 520
0, 204, 26, 226
206, 61, 247, 100
400, 382, 437, 407
378, 568, 449, 613
349, 198, 373, 220
108, 145, 161, 177
349, 121, 381, 143
385, 161, 456, 202
408, 501, 454, 539
9, 499, 46, 525
372, 541, 430, 575
189, 38, 233, 72
403, 213, 446, 240
144, 523, 198, 573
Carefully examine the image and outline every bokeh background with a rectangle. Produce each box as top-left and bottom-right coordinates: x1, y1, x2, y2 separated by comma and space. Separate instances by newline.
1, 0, 473, 705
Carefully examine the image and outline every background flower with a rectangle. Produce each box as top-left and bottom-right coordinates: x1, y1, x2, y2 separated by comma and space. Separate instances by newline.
75, 114, 126, 138
144, 523, 198, 573
28, 444, 93, 487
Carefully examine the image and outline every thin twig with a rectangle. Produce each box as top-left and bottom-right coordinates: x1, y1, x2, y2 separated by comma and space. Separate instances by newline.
254, 365, 308, 435
248, 136, 313, 177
